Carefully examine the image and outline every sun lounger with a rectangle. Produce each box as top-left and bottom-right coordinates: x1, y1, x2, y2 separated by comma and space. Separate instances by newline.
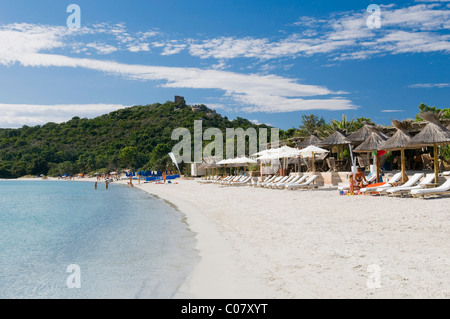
386, 173, 434, 196
204, 176, 222, 183
222, 175, 246, 185
276, 175, 306, 189
271, 175, 302, 189
225, 176, 252, 186
213, 175, 232, 184
255, 175, 276, 187
285, 175, 318, 190
219, 175, 242, 185
263, 175, 289, 188
198, 176, 219, 184
252, 175, 272, 187
258, 175, 282, 187
268, 175, 297, 189
411, 178, 450, 198
359, 172, 402, 194
377, 173, 424, 194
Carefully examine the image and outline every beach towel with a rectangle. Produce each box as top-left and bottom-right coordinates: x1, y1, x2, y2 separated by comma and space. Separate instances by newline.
365, 182, 386, 188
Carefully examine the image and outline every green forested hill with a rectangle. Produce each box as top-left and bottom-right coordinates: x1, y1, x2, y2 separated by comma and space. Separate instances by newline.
0, 101, 271, 178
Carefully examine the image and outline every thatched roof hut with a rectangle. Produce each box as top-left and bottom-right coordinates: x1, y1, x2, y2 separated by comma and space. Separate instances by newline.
380, 120, 413, 151
296, 134, 322, 148
380, 120, 413, 183
319, 129, 350, 146
408, 112, 450, 148
347, 124, 389, 144
354, 132, 387, 152
407, 112, 450, 184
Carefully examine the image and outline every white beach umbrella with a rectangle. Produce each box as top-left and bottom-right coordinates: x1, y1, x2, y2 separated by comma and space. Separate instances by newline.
233, 156, 257, 164
298, 145, 329, 172
216, 158, 233, 165
251, 148, 280, 157
257, 146, 302, 172
298, 145, 329, 157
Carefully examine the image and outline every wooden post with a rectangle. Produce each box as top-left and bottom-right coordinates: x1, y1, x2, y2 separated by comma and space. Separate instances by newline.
434, 144, 439, 186
401, 148, 407, 184
260, 161, 263, 182
376, 153, 380, 183
312, 152, 315, 172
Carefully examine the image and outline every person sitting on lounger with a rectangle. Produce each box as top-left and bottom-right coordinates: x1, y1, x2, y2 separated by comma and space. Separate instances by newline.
354, 167, 368, 188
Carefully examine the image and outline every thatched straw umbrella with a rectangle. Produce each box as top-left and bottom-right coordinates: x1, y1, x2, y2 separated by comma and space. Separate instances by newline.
379, 120, 413, 183
354, 131, 388, 182
296, 134, 322, 148
319, 130, 352, 169
407, 112, 450, 185
347, 124, 389, 144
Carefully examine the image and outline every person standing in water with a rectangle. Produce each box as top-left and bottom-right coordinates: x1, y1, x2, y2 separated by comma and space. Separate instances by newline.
105, 180, 109, 190
94, 182, 98, 190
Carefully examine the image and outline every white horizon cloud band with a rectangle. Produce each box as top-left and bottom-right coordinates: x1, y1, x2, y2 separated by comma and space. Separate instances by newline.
18, 52, 356, 112
409, 82, 450, 88
0, 103, 128, 128
381, 109, 405, 112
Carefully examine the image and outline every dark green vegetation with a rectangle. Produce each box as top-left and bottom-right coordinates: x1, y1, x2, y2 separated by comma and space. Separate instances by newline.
0, 101, 271, 178
0, 101, 447, 178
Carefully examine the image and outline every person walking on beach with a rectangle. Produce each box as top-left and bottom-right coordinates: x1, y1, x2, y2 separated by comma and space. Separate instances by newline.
162, 170, 167, 184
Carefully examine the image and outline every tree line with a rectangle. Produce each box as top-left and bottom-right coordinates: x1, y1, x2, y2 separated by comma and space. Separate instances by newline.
0, 101, 447, 178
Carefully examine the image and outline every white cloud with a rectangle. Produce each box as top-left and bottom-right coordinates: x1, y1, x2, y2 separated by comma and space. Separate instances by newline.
0, 103, 127, 128
126, 43, 151, 52
250, 119, 272, 126
161, 43, 186, 55
179, 3, 450, 61
0, 22, 356, 115
415, 0, 450, 3
381, 109, 405, 112
86, 42, 118, 54
409, 82, 450, 88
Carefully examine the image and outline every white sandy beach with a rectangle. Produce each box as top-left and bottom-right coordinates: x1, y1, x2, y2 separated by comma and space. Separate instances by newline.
13, 176, 450, 298
131, 178, 449, 299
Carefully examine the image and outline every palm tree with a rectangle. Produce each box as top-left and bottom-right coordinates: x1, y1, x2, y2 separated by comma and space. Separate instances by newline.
330, 114, 355, 134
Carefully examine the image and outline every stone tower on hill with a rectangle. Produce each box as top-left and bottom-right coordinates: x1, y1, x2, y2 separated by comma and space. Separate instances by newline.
174, 96, 186, 104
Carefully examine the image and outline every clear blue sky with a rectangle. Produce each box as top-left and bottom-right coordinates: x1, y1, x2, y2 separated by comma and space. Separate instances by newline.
0, 0, 448, 129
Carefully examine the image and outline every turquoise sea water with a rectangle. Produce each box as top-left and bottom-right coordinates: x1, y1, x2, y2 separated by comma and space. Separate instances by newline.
0, 180, 199, 299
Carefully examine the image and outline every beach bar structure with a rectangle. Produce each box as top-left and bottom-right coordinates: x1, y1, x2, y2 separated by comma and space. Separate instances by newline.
319, 130, 352, 171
